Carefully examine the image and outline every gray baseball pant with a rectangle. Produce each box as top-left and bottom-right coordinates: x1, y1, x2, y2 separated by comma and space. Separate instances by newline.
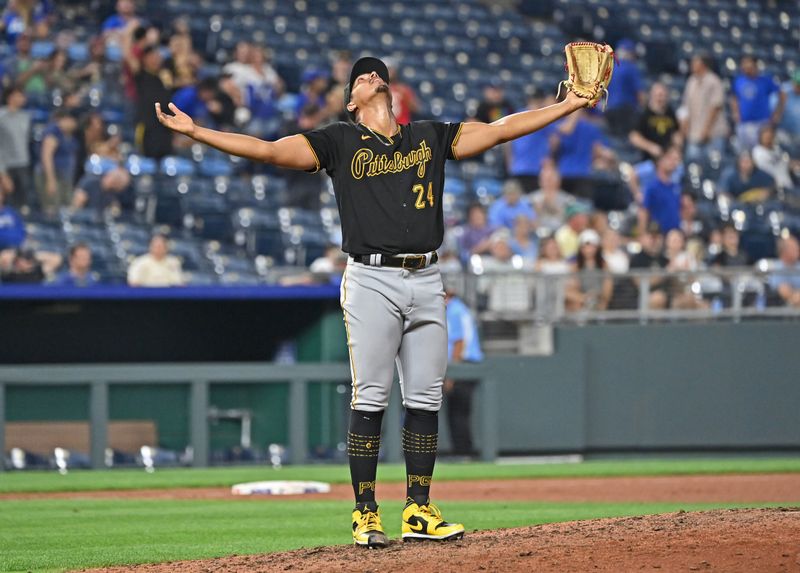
340, 258, 447, 412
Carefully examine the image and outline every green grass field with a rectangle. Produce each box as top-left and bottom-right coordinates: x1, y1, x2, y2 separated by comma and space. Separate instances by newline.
1, 457, 799, 573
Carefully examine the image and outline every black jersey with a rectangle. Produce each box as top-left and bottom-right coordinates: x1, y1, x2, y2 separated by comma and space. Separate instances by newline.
302, 120, 463, 256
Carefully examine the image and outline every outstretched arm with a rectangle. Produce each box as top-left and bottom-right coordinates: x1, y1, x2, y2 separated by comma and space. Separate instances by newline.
155, 103, 317, 171
452, 91, 588, 159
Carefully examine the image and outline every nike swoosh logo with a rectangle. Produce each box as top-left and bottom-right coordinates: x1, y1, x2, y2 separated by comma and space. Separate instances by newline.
408, 521, 424, 532
361, 135, 371, 140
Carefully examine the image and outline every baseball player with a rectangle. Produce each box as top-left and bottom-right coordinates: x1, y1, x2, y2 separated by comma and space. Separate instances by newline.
156, 56, 592, 548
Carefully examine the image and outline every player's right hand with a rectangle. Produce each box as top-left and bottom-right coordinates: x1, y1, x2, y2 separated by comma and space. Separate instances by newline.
155, 102, 196, 137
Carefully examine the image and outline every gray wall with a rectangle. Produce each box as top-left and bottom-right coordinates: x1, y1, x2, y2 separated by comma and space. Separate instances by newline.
482, 321, 800, 453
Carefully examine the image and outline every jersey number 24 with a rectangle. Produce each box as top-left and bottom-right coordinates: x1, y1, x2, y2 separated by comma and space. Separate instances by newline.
412, 182, 434, 210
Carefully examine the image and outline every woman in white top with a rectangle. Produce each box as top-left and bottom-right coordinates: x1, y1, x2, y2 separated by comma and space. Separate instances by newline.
752, 124, 794, 191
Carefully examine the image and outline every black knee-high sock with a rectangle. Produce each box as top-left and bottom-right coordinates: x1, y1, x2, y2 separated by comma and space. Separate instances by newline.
348, 409, 383, 509
403, 408, 438, 506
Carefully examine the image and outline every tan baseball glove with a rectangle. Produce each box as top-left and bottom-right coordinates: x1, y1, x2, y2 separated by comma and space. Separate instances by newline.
557, 42, 616, 110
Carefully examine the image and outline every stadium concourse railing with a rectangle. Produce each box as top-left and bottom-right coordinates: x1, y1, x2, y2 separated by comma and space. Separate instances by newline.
0, 362, 498, 471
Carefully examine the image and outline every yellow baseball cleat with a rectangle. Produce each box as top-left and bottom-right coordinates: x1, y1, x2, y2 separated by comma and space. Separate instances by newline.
401, 499, 465, 541
352, 506, 388, 548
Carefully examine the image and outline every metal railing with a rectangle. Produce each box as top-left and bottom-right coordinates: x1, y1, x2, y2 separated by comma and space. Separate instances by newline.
0, 362, 497, 471
443, 266, 800, 325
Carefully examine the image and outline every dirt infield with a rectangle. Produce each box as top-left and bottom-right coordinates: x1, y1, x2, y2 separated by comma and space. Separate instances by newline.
84, 508, 800, 573
7, 472, 800, 503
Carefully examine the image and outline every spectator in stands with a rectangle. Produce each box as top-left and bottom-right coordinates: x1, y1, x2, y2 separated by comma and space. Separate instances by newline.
134, 45, 173, 159
294, 68, 330, 120
629, 82, 681, 162
164, 32, 201, 91
779, 70, 800, 142
0, 85, 32, 210
43, 49, 79, 94
719, 150, 774, 202
509, 215, 538, 264
629, 224, 669, 309
555, 201, 590, 260
173, 77, 236, 130
9, 33, 46, 95
121, 24, 149, 100
474, 79, 514, 124
602, 228, 629, 274
730, 55, 784, 151
74, 112, 121, 183
664, 228, 704, 309
550, 107, 614, 199
459, 204, 495, 262
443, 287, 483, 457
530, 161, 570, 233
680, 53, 728, 162
127, 234, 184, 287
535, 235, 570, 274
0, 247, 43, 283
507, 93, 556, 192
752, 124, 795, 192
710, 224, 749, 267
565, 229, 612, 312
639, 146, 682, 235
52, 242, 97, 287
36, 109, 79, 215
769, 235, 800, 307
327, 51, 353, 123
604, 39, 644, 137
223, 41, 282, 93
101, 0, 138, 39
72, 166, 132, 214
487, 179, 536, 231
387, 59, 418, 125
0, 189, 25, 250
1, 0, 48, 45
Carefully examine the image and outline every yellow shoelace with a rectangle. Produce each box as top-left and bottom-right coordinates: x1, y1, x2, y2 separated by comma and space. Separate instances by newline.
361, 510, 382, 531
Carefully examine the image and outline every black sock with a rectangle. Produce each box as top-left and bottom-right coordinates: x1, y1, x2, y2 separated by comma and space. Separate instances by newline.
402, 408, 438, 506
348, 409, 383, 510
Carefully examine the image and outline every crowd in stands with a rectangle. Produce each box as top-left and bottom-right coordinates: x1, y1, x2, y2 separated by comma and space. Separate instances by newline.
1, 0, 800, 314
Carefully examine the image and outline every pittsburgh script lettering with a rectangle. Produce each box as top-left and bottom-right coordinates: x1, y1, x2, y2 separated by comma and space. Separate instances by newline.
351, 140, 432, 180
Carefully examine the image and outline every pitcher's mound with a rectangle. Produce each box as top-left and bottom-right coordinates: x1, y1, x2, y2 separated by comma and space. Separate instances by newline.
89, 508, 800, 572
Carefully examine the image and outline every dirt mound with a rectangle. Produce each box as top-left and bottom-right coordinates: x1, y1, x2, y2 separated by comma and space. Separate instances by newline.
85, 508, 800, 573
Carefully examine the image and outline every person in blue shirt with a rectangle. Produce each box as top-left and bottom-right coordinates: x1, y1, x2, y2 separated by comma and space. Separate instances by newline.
551, 108, 615, 199
101, 0, 137, 35
52, 243, 98, 287
487, 179, 536, 231
605, 39, 645, 137
0, 189, 25, 250
639, 146, 682, 235
507, 93, 556, 192
2, 0, 48, 45
443, 289, 483, 456
730, 56, 785, 150
779, 71, 800, 142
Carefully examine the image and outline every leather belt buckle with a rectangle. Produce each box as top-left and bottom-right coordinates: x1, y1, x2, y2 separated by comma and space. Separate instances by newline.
401, 255, 425, 269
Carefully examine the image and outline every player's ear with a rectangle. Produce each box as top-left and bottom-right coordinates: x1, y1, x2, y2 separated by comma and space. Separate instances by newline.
346, 101, 357, 114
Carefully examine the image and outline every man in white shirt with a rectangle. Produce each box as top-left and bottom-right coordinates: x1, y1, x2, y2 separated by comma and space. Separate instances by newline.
127, 234, 184, 287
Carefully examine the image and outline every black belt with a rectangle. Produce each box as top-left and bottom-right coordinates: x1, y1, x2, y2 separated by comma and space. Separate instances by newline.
353, 252, 438, 269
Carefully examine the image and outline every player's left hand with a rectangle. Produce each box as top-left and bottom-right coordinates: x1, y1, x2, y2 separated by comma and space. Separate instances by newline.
565, 90, 591, 109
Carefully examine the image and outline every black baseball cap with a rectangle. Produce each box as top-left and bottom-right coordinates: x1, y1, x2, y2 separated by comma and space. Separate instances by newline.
343, 56, 390, 122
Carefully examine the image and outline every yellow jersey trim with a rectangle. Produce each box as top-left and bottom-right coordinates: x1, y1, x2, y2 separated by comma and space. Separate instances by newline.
300, 134, 321, 173
450, 122, 464, 160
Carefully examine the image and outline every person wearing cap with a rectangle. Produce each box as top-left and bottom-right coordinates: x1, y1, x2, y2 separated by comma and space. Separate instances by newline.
604, 39, 645, 137
565, 228, 613, 312
555, 201, 590, 259
294, 68, 330, 118
155, 54, 595, 548
730, 55, 785, 151
779, 70, 800, 141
